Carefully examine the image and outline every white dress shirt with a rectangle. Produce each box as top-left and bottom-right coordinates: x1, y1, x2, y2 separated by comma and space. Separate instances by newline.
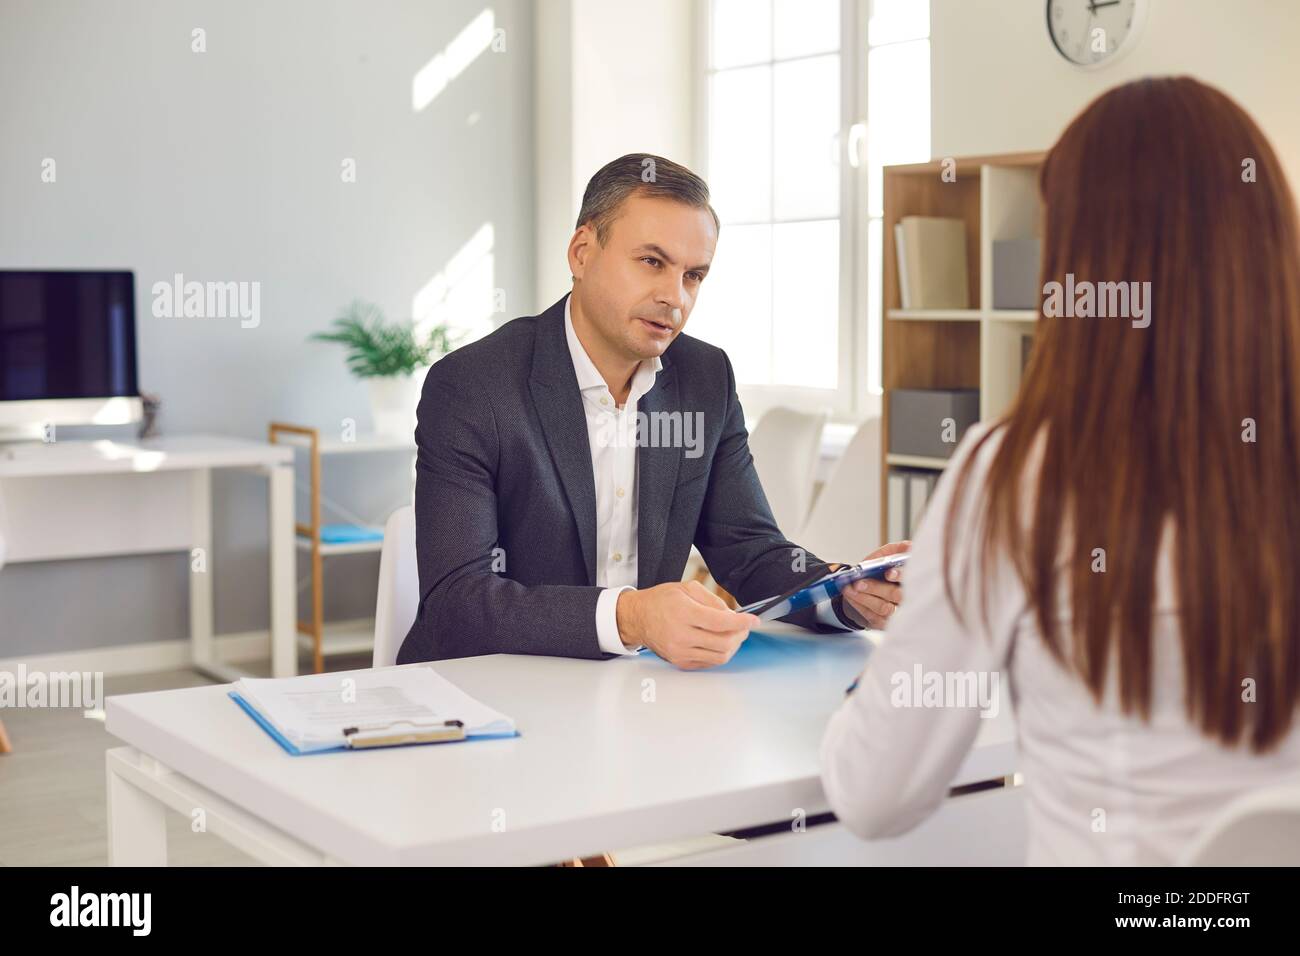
821, 421, 1300, 865
565, 299, 661, 656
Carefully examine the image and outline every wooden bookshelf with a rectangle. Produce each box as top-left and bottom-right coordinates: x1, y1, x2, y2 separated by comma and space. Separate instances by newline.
881, 151, 1046, 537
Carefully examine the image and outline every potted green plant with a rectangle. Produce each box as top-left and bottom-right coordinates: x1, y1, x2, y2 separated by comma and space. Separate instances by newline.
310, 300, 455, 438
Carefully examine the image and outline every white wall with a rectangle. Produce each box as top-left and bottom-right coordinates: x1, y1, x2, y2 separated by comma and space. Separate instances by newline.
0, 0, 535, 655
534, 0, 697, 306
931, 0, 1300, 184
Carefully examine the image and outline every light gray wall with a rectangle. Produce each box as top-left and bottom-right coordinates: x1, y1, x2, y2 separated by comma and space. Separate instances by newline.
0, 0, 535, 656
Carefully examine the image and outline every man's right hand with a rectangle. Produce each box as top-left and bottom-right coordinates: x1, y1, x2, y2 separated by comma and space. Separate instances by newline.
615, 581, 760, 670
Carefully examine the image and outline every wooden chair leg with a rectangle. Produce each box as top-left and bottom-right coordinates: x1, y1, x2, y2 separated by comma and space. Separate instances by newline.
0, 718, 12, 754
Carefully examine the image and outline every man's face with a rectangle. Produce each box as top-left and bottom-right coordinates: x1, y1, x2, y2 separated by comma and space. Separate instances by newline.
568, 193, 718, 363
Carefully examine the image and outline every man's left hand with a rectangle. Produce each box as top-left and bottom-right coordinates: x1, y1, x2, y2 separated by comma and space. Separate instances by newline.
840, 540, 910, 630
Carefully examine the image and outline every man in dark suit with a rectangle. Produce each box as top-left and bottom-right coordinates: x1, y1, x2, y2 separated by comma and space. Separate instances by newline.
398, 154, 906, 669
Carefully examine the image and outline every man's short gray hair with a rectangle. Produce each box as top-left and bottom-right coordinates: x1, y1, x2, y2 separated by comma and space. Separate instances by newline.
576, 153, 720, 244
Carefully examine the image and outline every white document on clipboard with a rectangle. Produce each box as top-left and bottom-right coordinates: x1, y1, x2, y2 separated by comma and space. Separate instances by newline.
231, 666, 516, 754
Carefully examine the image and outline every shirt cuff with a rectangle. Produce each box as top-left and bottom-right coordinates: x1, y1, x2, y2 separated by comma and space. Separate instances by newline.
596, 585, 641, 655
820, 596, 863, 631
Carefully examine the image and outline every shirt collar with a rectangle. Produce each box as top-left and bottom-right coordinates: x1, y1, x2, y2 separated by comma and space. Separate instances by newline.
564, 295, 662, 399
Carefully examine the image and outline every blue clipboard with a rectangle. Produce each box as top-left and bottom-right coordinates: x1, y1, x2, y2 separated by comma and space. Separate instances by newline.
738, 553, 909, 622
229, 692, 520, 756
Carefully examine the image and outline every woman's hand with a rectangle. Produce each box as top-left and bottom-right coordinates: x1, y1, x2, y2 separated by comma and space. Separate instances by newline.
840, 540, 910, 630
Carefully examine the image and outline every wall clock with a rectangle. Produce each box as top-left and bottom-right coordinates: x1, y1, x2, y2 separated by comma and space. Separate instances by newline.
1047, 0, 1148, 68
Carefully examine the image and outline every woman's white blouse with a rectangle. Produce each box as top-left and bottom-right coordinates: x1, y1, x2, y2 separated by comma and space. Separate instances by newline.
820, 422, 1300, 865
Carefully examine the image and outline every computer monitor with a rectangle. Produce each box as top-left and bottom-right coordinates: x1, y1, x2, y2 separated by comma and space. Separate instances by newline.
0, 269, 142, 439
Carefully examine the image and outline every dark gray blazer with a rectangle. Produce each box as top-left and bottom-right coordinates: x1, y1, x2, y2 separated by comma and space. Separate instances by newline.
397, 294, 853, 663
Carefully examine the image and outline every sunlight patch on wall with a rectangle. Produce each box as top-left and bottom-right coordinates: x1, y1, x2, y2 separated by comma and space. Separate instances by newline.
411, 9, 496, 112
412, 222, 496, 346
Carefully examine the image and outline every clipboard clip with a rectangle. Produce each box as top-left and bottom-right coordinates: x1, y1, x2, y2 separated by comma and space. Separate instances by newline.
342, 718, 465, 749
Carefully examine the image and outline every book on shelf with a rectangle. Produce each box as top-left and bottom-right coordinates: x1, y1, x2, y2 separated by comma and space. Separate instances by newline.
895, 223, 911, 309
893, 216, 970, 311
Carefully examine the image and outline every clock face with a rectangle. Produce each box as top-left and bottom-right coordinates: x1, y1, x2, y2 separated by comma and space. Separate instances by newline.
1047, 0, 1145, 67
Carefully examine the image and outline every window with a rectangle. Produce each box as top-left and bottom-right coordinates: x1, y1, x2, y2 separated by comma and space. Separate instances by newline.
863, 0, 930, 394
693, 0, 930, 417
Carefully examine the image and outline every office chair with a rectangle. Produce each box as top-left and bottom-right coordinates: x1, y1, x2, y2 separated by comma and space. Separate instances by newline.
800, 416, 882, 564
1180, 784, 1300, 865
373, 504, 418, 668
747, 406, 827, 540
0, 492, 10, 753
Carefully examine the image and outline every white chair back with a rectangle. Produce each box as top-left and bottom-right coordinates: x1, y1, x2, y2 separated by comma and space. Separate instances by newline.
748, 407, 826, 538
800, 417, 882, 564
1179, 785, 1300, 865
373, 505, 418, 668
0, 484, 7, 570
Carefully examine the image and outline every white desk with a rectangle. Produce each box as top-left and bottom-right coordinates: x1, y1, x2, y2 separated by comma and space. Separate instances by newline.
0, 434, 296, 680
104, 630, 1022, 866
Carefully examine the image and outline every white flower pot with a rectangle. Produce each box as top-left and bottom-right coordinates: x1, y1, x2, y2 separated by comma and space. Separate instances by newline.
367, 373, 421, 440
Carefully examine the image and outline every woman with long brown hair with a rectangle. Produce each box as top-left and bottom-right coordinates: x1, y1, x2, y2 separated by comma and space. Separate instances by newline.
821, 76, 1300, 865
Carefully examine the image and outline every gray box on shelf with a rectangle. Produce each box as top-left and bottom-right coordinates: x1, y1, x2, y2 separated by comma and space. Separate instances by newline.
992, 237, 1041, 310
889, 388, 980, 460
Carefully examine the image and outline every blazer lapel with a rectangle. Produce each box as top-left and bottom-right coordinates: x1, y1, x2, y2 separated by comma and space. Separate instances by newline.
529, 297, 598, 586
636, 363, 681, 588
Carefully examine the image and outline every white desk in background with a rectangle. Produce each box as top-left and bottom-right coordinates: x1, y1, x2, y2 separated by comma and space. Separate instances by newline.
0, 434, 296, 680
104, 628, 1024, 866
